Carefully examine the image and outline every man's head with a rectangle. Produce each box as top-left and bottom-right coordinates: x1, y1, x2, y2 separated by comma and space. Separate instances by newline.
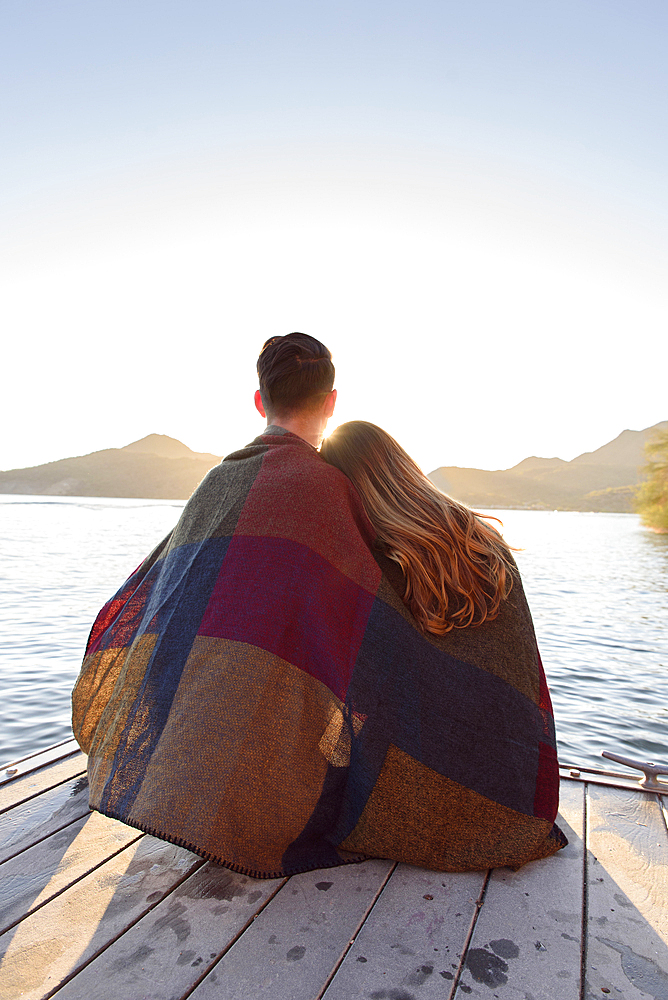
256, 333, 335, 420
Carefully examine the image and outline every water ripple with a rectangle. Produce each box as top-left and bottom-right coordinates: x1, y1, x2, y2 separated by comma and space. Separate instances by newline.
1, 499, 666, 770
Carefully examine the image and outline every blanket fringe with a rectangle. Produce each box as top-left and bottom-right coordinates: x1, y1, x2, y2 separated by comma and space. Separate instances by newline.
91, 804, 370, 881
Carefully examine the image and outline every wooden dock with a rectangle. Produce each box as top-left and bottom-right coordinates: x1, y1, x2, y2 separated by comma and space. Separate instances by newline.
1, 741, 666, 999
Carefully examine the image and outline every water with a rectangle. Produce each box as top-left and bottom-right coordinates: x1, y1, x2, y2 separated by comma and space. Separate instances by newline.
0, 496, 182, 765
1, 497, 666, 770
492, 509, 668, 768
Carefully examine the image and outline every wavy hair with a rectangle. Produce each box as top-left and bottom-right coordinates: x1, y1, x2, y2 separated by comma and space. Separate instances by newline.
320, 421, 515, 634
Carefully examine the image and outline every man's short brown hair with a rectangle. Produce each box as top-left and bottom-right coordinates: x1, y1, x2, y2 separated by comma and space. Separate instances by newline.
257, 333, 335, 418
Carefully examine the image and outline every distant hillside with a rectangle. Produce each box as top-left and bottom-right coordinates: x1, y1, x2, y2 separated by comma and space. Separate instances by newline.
121, 434, 220, 464
428, 421, 668, 512
3, 422, 667, 509
0, 434, 223, 500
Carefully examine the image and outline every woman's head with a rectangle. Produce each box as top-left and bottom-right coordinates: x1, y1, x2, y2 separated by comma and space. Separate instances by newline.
320, 421, 423, 510
320, 421, 514, 634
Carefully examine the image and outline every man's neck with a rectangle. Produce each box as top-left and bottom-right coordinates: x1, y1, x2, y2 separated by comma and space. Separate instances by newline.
267, 416, 324, 449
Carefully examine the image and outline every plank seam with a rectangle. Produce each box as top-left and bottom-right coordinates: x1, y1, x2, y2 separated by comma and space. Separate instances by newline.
580, 781, 589, 1000
0, 751, 84, 789
174, 876, 290, 1000
1, 738, 79, 773
317, 860, 398, 999
659, 795, 668, 840
0, 808, 92, 866
447, 868, 491, 999
40, 856, 209, 1000
0, 831, 145, 937
0, 766, 88, 818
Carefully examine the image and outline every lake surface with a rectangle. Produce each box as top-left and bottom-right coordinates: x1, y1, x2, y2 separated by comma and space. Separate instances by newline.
1, 496, 666, 771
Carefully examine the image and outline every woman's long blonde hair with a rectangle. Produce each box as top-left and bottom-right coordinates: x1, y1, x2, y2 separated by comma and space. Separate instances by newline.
320, 421, 515, 635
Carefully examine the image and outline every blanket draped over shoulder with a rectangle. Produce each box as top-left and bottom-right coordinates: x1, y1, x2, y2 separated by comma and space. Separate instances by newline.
72, 426, 565, 878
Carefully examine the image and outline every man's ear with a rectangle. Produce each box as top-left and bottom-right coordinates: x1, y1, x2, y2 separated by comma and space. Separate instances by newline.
254, 390, 267, 418
324, 389, 337, 418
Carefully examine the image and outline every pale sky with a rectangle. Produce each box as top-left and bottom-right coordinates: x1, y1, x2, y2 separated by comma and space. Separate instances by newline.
1, 0, 667, 475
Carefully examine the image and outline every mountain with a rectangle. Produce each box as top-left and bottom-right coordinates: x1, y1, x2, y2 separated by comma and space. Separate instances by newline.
428, 421, 668, 512
2, 422, 666, 508
121, 434, 220, 463
0, 435, 223, 500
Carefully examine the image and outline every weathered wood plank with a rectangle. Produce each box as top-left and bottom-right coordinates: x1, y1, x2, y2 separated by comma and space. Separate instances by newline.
453, 780, 585, 999
0, 837, 203, 1000
559, 764, 668, 796
0, 755, 86, 816
586, 783, 668, 999
0, 812, 141, 935
1, 763, 664, 1000
0, 774, 90, 864
188, 859, 395, 1000
1, 740, 81, 788
322, 864, 486, 1000
49, 861, 286, 1000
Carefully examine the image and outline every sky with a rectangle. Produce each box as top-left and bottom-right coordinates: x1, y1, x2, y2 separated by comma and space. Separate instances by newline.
1, 0, 667, 475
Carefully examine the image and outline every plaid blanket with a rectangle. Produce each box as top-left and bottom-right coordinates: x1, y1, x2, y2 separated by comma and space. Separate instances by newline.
72, 426, 564, 877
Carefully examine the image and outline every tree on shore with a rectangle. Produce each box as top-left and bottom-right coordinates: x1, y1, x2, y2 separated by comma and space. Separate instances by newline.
635, 429, 668, 532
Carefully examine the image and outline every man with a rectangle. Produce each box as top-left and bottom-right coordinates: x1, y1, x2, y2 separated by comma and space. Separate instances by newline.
73, 333, 563, 877
253, 331, 337, 447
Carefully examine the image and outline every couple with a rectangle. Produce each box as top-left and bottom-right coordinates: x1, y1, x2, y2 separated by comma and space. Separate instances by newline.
72, 333, 565, 878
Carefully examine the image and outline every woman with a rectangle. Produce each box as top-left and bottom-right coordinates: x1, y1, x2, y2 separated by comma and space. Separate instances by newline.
320, 420, 566, 871
320, 420, 516, 635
